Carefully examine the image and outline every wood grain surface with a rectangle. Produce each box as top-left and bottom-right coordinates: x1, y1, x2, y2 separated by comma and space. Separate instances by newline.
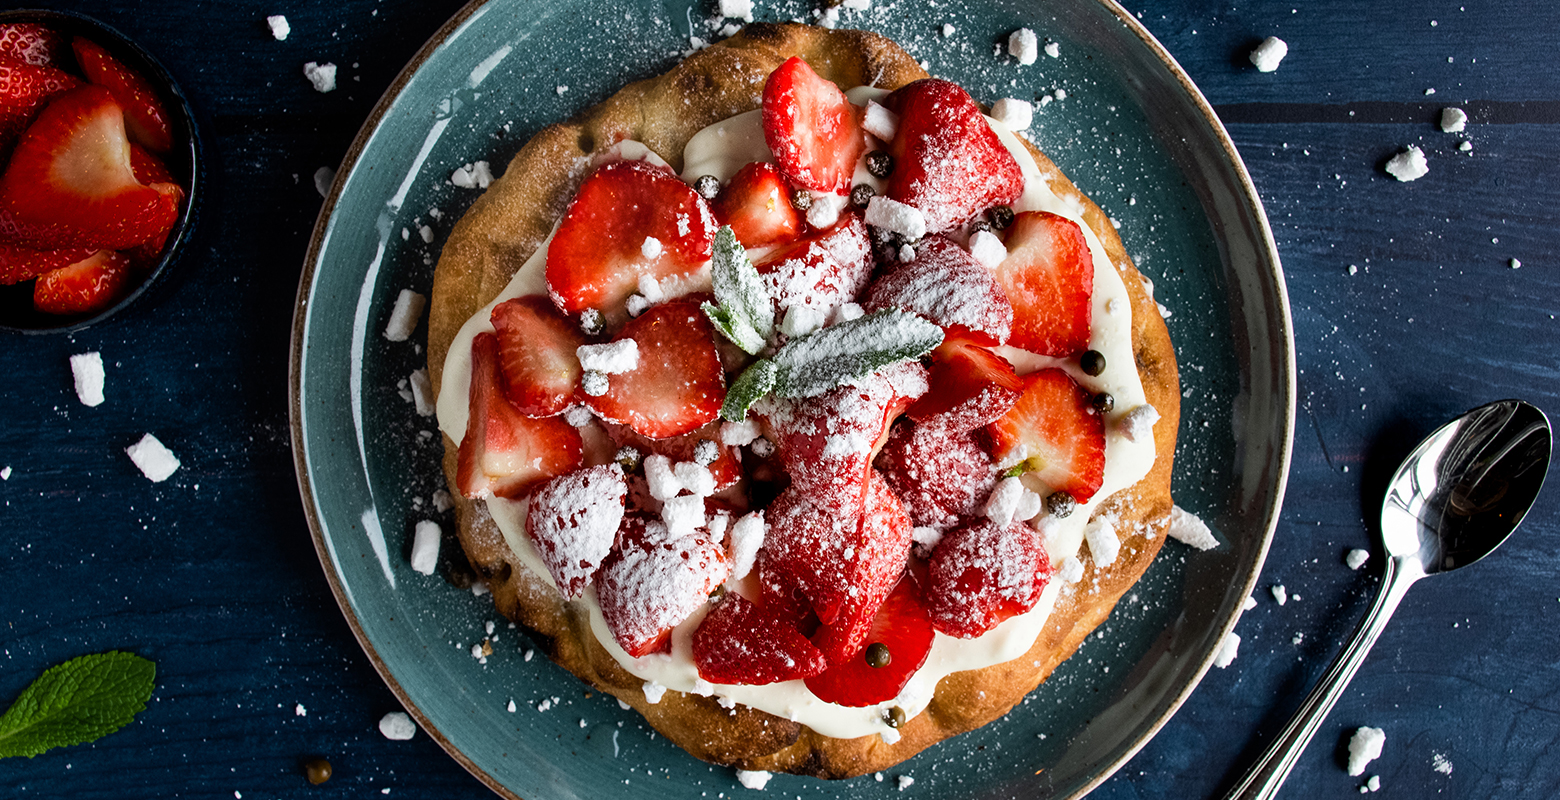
0, 1, 1556, 798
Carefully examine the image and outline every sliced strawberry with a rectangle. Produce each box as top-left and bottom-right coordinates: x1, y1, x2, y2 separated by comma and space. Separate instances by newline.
120, 144, 184, 268
984, 368, 1105, 503
875, 421, 997, 528
926, 517, 1053, 638
907, 327, 1023, 434
754, 210, 872, 323
71, 36, 173, 153
882, 78, 1024, 233
584, 299, 725, 439
0, 242, 94, 285
712, 161, 802, 248
545, 159, 715, 320
756, 360, 926, 511
758, 469, 912, 661
32, 249, 131, 315
804, 575, 933, 707
861, 235, 1013, 343
693, 591, 828, 685
995, 210, 1094, 356
488, 295, 587, 417
0, 24, 67, 68
807, 471, 915, 665
0, 85, 180, 250
0, 61, 80, 151
600, 420, 743, 498
456, 332, 584, 499
761, 57, 865, 194
525, 465, 627, 600
597, 513, 729, 658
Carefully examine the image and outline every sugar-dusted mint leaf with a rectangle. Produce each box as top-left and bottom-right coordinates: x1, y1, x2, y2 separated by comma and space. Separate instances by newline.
770, 309, 944, 398
0, 651, 156, 759
702, 226, 774, 355
722, 359, 779, 422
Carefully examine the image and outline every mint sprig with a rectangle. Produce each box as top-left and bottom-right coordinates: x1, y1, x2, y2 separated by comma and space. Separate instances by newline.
0, 651, 156, 758
721, 359, 779, 422
701, 226, 774, 355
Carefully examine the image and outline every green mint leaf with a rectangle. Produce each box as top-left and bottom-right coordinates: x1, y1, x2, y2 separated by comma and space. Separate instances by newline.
1002, 462, 1028, 479
704, 226, 774, 355
722, 358, 779, 422
770, 309, 944, 399
0, 652, 156, 759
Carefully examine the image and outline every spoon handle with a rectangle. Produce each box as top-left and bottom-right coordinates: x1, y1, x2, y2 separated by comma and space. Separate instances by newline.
1222, 554, 1426, 800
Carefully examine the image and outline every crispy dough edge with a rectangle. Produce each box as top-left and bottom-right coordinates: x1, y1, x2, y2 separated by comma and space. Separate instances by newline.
427, 22, 1180, 780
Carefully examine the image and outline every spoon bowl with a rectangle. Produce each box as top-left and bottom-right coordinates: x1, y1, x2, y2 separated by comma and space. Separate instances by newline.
1225, 399, 1551, 800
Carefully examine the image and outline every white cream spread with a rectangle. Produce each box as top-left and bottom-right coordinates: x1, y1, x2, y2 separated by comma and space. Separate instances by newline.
435, 89, 1157, 739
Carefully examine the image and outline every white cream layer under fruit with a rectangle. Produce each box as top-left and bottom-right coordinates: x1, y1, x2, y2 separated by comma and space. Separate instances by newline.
435, 87, 1157, 740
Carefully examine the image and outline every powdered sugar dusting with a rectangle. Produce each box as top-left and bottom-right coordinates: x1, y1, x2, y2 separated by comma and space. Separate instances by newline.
525, 465, 627, 599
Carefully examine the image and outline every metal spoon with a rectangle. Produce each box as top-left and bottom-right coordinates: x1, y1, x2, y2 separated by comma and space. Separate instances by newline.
1224, 399, 1551, 800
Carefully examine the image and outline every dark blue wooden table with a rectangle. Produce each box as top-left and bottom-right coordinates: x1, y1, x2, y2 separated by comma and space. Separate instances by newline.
2, 1, 1557, 797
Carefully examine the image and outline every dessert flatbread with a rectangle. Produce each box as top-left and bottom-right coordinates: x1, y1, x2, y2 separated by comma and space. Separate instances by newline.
428, 22, 1179, 779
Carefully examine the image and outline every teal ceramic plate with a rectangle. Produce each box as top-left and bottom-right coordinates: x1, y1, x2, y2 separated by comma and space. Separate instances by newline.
290, 0, 1294, 797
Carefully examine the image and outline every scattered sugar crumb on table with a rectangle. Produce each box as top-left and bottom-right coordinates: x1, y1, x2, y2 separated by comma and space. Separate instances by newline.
384, 289, 426, 341
451, 161, 494, 189
1250, 36, 1288, 72
70, 352, 105, 407
1385, 146, 1429, 181
1440, 107, 1467, 132
410, 520, 441, 575
303, 61, 337, 93
735, 768, 771, 789
1271, 584, 1288, 605
1213, 631, 1240, 668
1008, 28, 1038, 65
1347, 726, 1385, 775
1346, 548, 1370, 569
266, 14, 289, 40
126, 434, 180, 482
378, 711, 417, 740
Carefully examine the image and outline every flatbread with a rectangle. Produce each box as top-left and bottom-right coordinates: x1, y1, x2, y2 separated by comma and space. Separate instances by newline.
427, 22, 1179, 779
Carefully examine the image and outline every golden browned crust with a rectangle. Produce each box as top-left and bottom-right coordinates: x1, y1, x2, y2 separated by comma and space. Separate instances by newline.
429, 23, 1179, 780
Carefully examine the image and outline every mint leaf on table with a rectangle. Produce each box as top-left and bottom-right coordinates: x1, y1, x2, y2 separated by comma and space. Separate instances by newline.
0, 651, 156, 758
701, 225, 774, 355
769, 309, 944, 399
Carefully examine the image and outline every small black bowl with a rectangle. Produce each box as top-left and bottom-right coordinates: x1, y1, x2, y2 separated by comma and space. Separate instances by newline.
0, 9, 201, 334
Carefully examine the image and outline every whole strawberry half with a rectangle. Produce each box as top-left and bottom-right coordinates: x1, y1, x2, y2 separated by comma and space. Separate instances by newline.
907, 327, 1023, 434
754, 210, 872, 320
584, 298, 725, 440
0, 84, 180, 251
985, 368, 1105, 503
761, 56, 865, 195
0, 23, 67, 68
882, 78, 1024, 233
861, 235, 1013, 344
525, 465, 627, 600
456, 332, 584, 499
693, 591, 828, 686
0, 61, 79, 152
0, 241, 93, 285
875, 420, 997, 529
713, 161, 802, 249
545, 159, 715, 321
926, 517, 1054, 638
71, 36, 173, 153
32, 248, 131, 315
597, 513, 729, 658
804, 575, 933, 707
489, 294, 587, 417
807, 471, 915, 666
996, 210, 1093, 356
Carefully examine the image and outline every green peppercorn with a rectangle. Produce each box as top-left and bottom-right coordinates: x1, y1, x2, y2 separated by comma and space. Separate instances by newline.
1092, 391, 1115, 413
1080, 349, 1107, 376
865, 150, 894, 178
865, 642, 892, 668
694, 174, 720, 200
304, 758, 332, 785
884, 706, 907, 728
615, 446, 643, 473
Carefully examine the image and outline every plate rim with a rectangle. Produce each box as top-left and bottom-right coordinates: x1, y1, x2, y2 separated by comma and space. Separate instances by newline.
287, 0, 1297, 797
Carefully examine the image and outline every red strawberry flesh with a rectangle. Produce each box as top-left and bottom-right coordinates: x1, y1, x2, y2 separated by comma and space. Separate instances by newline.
489, 294, 587, 417
0, 24, 67, 68
713, 160, 802, 248
0, 241, 94, 285
984, 368, 1105, 503
584, 299, 726, 439
693, 591, 828, 685
456, 332, 584, 499
754, 210, 872, 320
875, 421, 997, 529
525, 465, 627, 600
597, 514, 729, 658
0, 61, 80, 151
906, 328, 1023, 434
995, 210, 1094, 356
926, 517, 1054, 638
71, 36, 173, 153
804, 575, 933, 707
761, 56, 865, 194
883, 78, 1024, 233
0, 84, 180, 250
861, 235, 1013, 343
545, 159, 715, 320
32, 248, 130, 315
